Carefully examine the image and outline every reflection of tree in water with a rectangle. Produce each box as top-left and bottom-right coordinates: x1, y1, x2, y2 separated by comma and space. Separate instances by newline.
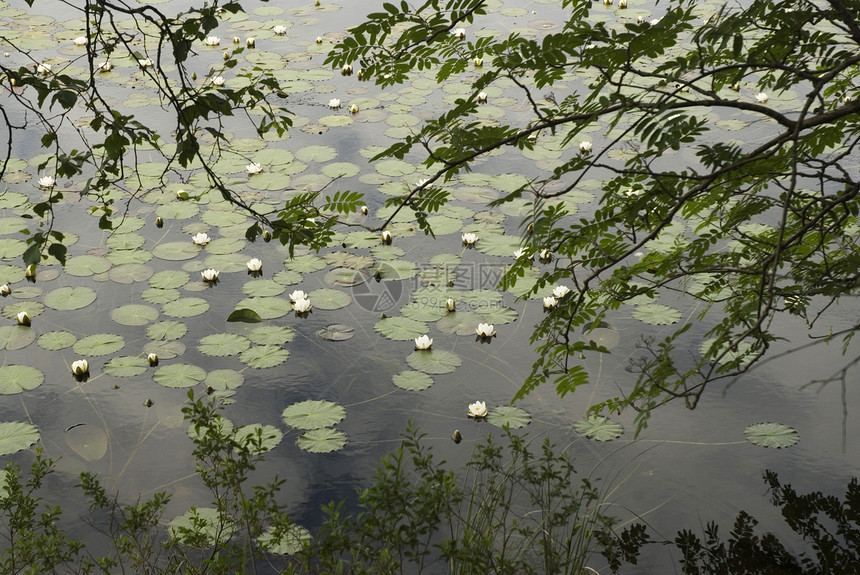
604, 471, 860, 574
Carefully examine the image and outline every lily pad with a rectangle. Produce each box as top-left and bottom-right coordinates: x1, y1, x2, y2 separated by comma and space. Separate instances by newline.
744, 422, 799, 449
0, 325, 36, 350
308, 288, 351, 310
392, 370, 434, 391
147, 320, 187, 341
0, 422, 40, 455
632, 304, 682, 325
258, 524, 311, 555
169, 507, 233, 546
65, 423, 108, 462
317, 324, 355, 341
297, 428, 347, 453
284, 254, 326, 273
282, 400, 345, 430
103, 356, 149, 377
486, 406, 531, 429
198, 333, 251, 357
37, 330, 76, 351
111, 304, 159, 326
205, 369, 244, 391
74, 333, 125, 356
163, 297, 210, 318
573, 416, 623, 441
149, 270, 191, 289
44, 286, 97, 310
235, 424, 283, 453
0, 365, 43, 394
64, 255, 112, 276
239, 345, 290, 368
436, 311, 484, 336
374, 316, 428, 340
242, 279, 286, 297
234, 297, 292, 320
248, 325, 295, 345
153, 364, 206, 388
405, 349, 462, 374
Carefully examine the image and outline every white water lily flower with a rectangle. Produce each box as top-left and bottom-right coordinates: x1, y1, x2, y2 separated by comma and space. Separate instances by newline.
580, 141, 592, 153
289, 290, 307, 302
246, 37, 255, 47
0, 284, 10, 297
414, 334, 433, 350
315, 36, 323, 44
416, 178, 432, 190
71, 359, 89, 375
148, 353, 159, 367
329, 98, 341, 109
513, 248, 529, 259
360, 205, 369, 215
624, 188, 645, 198
453, 28, 466, 39
73, 36, 87, 46
553, 285, 571, 298
246, 258, 262, 272
477, 91, 488, 103
37, 62, 51, 75
468, 401, 488, 418
38, 175, 55, 189
246, 162, 262, 175
293, 297, 312, 313
192, 232, 211, 246
637, 15, 645, 24
273, 25, 287, 35
212, 76, 225, 86
201, 269, 219, 282
98, 61, 112, 72
139, 58, 153, 68
446, 298, 456, 311
476, 323, 496, 337
17, 311, 30, 326
204, 36, 220, 46
543, 296, 558, 309
756, 92, 768, 103
462, 232, 478, 246
381, 230, 392, 244
539, 248, 552, 260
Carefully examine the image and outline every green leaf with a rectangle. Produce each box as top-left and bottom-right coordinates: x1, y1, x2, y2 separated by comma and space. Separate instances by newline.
0, 365, 43, 394
198, 333, 251, 357
744, 422, 799, 449
486, 406, 531, 429
405, 349, 462, 374
153, 364, 206, 388
392, 370, 434, 391
227, 308, 263, 323
74, 333, 125, 356
573, 416, 623, 441
297, 428, 347, 453
0, 422, 40, 455
282, 400, 346, 430
239, 344, 290, 368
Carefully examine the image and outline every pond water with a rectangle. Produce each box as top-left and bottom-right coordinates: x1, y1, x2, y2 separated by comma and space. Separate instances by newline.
0, 0, 859, 571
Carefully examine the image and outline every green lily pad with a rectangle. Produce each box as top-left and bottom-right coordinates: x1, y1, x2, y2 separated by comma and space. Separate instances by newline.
474, 233, 522, 257
169, 507, 233, 546
296, 145, 337, 163
436, 311, 484, 336
111, 304, 159, 326
108, 263, 153, 284
632, 304, 682, 325
405, 349, 462, 374
401, 303, 447, 322
147, 320, 187, 341
392, 370, 433, 391
64, 255, 112, 276
149, 270, 191, 289
37, 330, 76, 351
153, 364, 206, 388
374, 316, 428, 341
65, 423, 108, 462
284, 254, 326, 273
239, 345, 290, 368
0, 325, 35, 350
152, 241, 200, 261
0, 422, 40, 455
74, 333, 125, 356
486, 406, 531, 429
163, 297, 210, 318
375, 159, 415, 177
234, 297, 292, 320
43, 286, 97, 311
235, 424, 283, 453
282, 400, 345, 430
103, 356, 150, 377
144, 340, 186, 360
744, 422, 799, 449
227, 308, 263, 323
0, 365, 43, 394
198, 333, 251, 356
142, 288, 181, 305
371, 260, 417, 280
248, 325, 295, 345
573, 416, 623, 441
273, 269, 303, 285
343, 231, 383, 248
205, 369, 244, 391
308, 288, 351, 310
317, 324, 355, 341
258, 524, 311, 555
242, 279, 286, 297
700, 338, 755, 367
297, 428, 347, 453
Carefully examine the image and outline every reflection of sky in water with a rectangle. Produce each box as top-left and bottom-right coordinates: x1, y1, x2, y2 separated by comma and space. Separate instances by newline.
0, 0, 858, 569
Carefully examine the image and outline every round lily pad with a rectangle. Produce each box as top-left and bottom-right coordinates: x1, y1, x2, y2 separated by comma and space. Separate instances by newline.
297, 428, 347, 453
744, 422, 799, 449
282, 400, 345, 430
103, 356, 149, 377
0, 325, 36, 350
632, 303, 682, 325
239, 344, 290, 368
392, 370, 433, 391
153, 363, 206, 388
44, 286, 97, 310
108, 263, 153, 284
308, 288, 351, 310
74, 333, 125, 356
65, 423, 108, 462
235, 297, 293, 320
436, 311, 485, 336
149, 270, 191, 289
163, 297, 210, 318
374, 316, 428, 341
0, 365, 43, 394
64, 254, 112, 276
573, 416, 623, 441
248, 325, 295, 345
0, 422, 40, 455
198, 333, 251, 357
258, 524, 311, 555
235, 424, 283, 453
405, 349, 462, 374
169, 507, 233, 545
205, 369, 244, 391
152, 241, 200, 261
111, 304, 159, 326
242, 279, 286, 297
147, 320, 187, 341
486, 406, 531, 429
317, 324, 354, 341
284, 254, 326, 273
37, 330, 76, 351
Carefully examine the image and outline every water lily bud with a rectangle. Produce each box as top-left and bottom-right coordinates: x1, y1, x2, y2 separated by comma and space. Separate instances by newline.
381, 230, 392, 244
246, 37, 255, 48
206, 386, 215, 395
17, 311, 30, 326
223, 51, 230, 61
316, 36, 323, 44
176, 190, 189, 200
144, 398, 153, 407
0, 284, 11, 297
25, 264, 36, 277
71, 359, 88, 375
341, 64, 352, 76
473, 57, 482, 67
732, 82, 740, 91
446, 298, 455, 311
360, 205, 369, 215
451, 430, 462, 444
233, 36, 241, 44
356, 70, 363, 80
148, 353, 159, 367
263, 230, 272, 242
477, 91, 488, 103
618, 0, 627, 7
191, 72, 197, 81
314, 0, 320, 5
155, 216, 164, 228
349, 103, 359, 114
